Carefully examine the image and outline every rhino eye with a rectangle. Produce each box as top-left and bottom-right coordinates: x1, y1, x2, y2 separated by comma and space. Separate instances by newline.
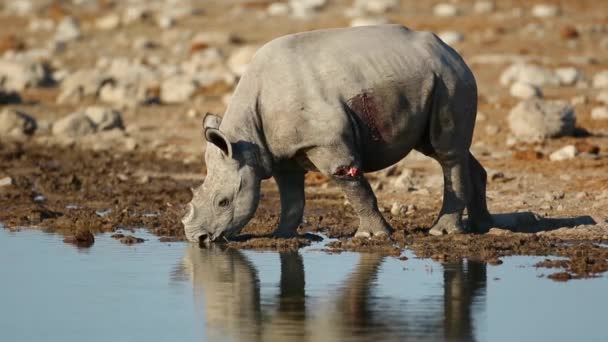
218, 198, 230, 207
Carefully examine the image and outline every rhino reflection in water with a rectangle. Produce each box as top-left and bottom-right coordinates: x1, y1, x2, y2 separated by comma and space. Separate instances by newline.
181, 246, 486, 342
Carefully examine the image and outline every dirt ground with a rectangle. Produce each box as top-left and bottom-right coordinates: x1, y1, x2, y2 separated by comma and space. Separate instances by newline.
1, 0, 607, 280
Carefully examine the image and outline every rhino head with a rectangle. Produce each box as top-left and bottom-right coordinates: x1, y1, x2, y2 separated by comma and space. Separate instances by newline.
182, 113, 262, 243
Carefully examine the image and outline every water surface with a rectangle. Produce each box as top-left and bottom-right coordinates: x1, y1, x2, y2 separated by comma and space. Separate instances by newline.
0, 229, 606, 341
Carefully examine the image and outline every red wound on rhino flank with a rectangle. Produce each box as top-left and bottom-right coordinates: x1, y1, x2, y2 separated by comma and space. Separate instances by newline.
347, 91, 383, 142
334, 165, 361, 178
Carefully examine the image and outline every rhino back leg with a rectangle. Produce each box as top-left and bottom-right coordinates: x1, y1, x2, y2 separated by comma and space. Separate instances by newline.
272, 162, 306, 238
467, 152, 493, 232
422, 77, 478, 236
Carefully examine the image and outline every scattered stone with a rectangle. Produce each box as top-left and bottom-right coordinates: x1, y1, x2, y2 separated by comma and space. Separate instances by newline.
549, 145, 578, 161
63, 229, 95, 247
350, 17, 391, 27
0, 59, 50, 92
531, 4, 560, 18
161, 76, 197, 103
57, 69, 111, 104
473, 1, 495, 14
390, 202, 405, 216
351, 0, 399, 15
433, 3, 459, 17
84, 106, 124, 131
596, 91, 608, 105
507, 99, 576, 142
96, 14, 121, 30
500, 63, 560, 87
509, 81, 542, 99
437, 31, 464, 46
54, 16, 81, 43
123, 6, 150, 24
555, 67, 581, 86
570, 95, 587, 106
0, 176, 13, 187
228, 45, 259, 76
560, 25, 579, 40
0, 108, 37, 138
591, 106, 608, 120
289, 0, 327, 19
157, 15, 175, 29
268, 3, 290, 16
593, 71, 608, 88
52, 112, 97, 137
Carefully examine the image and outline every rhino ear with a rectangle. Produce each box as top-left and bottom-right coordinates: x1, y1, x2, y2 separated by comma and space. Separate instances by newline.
203, 113, 222, 130
205, 128, 233, 159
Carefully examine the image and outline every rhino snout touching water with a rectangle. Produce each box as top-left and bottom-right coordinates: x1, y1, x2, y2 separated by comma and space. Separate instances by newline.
182, 24, 493, 243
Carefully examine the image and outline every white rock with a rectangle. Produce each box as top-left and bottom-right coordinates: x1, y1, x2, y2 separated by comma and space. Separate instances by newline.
473, 1, 495, 13
0, 108, 37, 138
29, 18, 54, 32
289, 0, 327, 19
123, 7, 149, 24
437, 31, 464, 46
549, 145, 577, 161
96, 14, 121, 30
499, 63, 560, 87
509, 82, 542, 99
532, 4, 560, 18
52, 112, 97, 137
0, 176, 12, 187
54, 16, 81, 42
267, 3, 290, 16
100, 83, 157, 108
596, 91, 608, 105
592, 71, 608, 88
555, 67, 581, 86
157, 15, 175, 29
228, 45, 259, 77
161, 76, 197, 103
353, 0, 399, 14
84, 106, 124, 131
0, 60, 49, 92
390, 202, 405, 216
591, 106, 608, 120
433, 3, 459, 17
350, 17, 391, 27
57, 69, 111, 104
507, 99, 576, 142
191, 31, 236, 47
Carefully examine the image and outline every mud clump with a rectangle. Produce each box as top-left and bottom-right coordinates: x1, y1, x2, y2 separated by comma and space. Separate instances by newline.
326, 236, 401, 256
63, 229, 95, 247
228, 237, 312, 251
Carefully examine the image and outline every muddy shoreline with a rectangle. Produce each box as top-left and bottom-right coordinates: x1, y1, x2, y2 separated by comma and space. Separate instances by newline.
1, 141, 606, 280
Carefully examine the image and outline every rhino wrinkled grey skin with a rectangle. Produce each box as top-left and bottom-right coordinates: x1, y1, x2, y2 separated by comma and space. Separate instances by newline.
182, 25, 493, 243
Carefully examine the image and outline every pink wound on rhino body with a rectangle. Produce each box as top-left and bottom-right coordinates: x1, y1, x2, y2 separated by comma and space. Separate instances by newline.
334, 165, 361, 178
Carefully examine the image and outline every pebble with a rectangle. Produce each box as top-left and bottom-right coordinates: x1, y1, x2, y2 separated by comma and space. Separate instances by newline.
0, 108, 37, 138
509, 81, 542, 99
575, 191, 587, 200
555, 67, 581, 86
433, 3, 459, 17
228, 45, 259, 76
0, 176, 13, 187
353, 0, 399, 14
0, 59, 49, 92
54, 16, 81, 43
590, 106, 608, 120
267, 3, 290, 16
531, 4, 560, 18
161, 76, 197, 104
96, 14, 121, 30
437, 31, 464, 46
390, 202, 404, 216
549, 145, 578, 161
473, 1, 495, 14
84, 106, 124, 131
500, 63, 560, 87
52, 112, 97, 137
592, 71, 608, 88
508, 99, 576, 142
596, 91, 608, 105
350, 17, 391, 27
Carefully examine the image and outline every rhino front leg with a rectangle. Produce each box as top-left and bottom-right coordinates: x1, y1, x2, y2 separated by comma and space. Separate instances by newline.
429, 154, 470, 236
334, 176, 393, 238
272, 166, 306, 238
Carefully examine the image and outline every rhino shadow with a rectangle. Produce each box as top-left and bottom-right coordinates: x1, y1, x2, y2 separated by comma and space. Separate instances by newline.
179, 246, 488, 342
466, 212, 596, 233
